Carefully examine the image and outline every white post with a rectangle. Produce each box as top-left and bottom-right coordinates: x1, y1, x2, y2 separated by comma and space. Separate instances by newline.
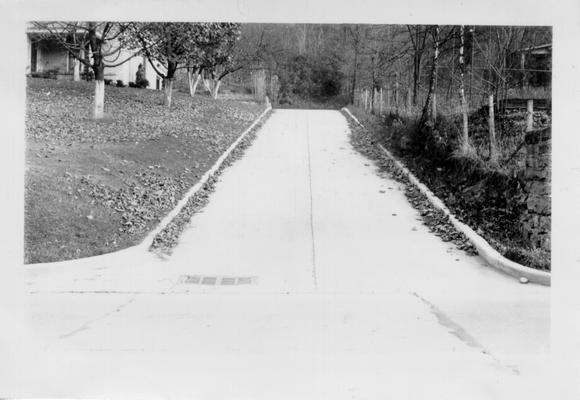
366, 89, 369, 111
526, 99, 534, 132
379, 87, 383, 116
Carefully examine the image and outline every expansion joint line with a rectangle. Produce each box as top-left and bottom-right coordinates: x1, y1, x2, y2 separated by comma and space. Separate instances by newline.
305, 115, 318, 290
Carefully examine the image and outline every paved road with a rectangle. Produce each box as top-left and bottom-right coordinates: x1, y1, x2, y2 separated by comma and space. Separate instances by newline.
3, 110, 550, 399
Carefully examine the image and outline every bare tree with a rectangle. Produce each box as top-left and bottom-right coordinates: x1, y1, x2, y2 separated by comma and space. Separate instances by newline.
420, 25, 440, 125
458, 25, 470, 153
347, 26, 364, 104
406, 25, 429, 106
32, 21, 140, 119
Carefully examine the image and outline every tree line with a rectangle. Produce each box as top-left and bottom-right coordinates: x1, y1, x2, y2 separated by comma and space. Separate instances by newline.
233, 23, 550, 158
31, 22, 551, 131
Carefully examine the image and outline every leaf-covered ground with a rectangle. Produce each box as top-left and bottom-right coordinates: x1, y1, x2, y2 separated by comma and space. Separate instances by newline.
25, 78, 266, 264
346, 107, 550, 271
343, 111, 478, 259
149, 112, 272, 255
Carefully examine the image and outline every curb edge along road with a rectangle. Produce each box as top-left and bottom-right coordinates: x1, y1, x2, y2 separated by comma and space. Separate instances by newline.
139, 104, 273, 250
24, 105, 273, 269
342, 107, 550, 287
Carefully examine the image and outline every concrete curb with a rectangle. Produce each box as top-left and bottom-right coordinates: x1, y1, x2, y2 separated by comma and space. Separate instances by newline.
342, 107, 550, 286
139, 105, 273, 250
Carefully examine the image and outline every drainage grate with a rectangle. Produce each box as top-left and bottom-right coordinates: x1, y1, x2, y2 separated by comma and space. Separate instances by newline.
201, 276, 217, 285
179, 275, 258, 286
221, 277, 236, 285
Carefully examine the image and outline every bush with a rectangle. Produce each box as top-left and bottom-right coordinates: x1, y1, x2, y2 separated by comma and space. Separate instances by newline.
30, 70, 58, 80
116, 80, 126, 88
81, 70, 94, 81
135, 78, 149, 89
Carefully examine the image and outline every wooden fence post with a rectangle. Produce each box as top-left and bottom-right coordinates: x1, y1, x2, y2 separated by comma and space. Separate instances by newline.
526, 99, 534, 132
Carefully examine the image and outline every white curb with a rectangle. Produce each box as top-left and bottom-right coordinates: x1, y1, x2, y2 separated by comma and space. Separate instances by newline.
342, 107, 550, 286
139, 105, 273, 250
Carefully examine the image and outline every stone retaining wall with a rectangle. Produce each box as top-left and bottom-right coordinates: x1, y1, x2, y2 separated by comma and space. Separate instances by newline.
521, 127, 551, 249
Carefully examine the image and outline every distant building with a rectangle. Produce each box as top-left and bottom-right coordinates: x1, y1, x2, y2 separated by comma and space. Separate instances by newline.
510, 43, 552, 88
26, 24, 163, 89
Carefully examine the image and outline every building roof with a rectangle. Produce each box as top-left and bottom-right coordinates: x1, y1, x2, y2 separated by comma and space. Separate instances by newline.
517, 43, 552, 54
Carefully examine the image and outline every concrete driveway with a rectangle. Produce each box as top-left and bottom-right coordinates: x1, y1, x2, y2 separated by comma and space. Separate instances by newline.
3, 110, 550, 399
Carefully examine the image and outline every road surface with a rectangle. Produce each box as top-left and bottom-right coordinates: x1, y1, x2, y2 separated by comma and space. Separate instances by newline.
2, 110, 550, 399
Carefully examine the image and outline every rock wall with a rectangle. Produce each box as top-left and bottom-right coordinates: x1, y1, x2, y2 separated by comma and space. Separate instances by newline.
521, 127, 551, 249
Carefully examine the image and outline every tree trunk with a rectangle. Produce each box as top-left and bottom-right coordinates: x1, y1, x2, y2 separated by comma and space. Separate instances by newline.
395, 72, 400, 110
211, 79, 222, 99
164, 61, 177, 108
469, 26, 475, 102
192, 73, 202, 96
431, 92, 437, 120
203, 78, 212, 94
413, 54, 420, 105
488, 94, 498, 163
93, 79, 105, 119
73, 57, 80, 82
370, 56, 376, 114
420, 25, 439, 126
187, 67, 201, 97
92, 63, 105, 119
459, 25, 470, 151
350, 48, 358, 104
164, 78, 174, 108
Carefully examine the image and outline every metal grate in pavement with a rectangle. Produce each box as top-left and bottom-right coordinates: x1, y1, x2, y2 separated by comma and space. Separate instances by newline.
179, 275, 258, 286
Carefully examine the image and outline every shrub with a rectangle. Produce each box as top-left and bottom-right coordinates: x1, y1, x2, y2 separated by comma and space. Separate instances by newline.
31, 70, 58, 80
116, 80, 126, 88
81, 70, 94, 81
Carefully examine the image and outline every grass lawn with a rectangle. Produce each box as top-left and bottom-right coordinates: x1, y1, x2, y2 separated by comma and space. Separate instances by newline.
25, 78, 266, 264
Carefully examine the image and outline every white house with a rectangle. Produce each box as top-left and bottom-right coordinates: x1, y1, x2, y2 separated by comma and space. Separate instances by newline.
26, 24, 163, 89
